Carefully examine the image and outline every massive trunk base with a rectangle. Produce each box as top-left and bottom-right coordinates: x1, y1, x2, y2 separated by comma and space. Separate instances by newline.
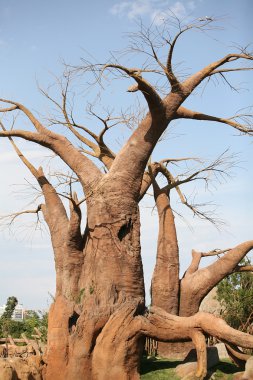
92, 301, 145, 380
44, 298, 253, 380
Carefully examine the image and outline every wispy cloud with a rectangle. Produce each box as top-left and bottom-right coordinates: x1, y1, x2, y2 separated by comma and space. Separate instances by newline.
110, 0, 152, 19
0, 149, 46, 163
110, 0, 194, 24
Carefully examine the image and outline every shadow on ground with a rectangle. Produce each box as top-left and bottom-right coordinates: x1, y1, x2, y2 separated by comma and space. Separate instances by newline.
206, 361, 242, 379
140, 357, 240, 379
140, 356, 182, 375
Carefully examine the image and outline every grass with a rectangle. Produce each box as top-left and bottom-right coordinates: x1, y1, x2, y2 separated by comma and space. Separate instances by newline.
140, 357, 240, 380
140, 357, 181, 380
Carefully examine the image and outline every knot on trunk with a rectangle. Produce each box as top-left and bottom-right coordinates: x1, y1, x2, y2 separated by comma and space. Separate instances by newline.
118, 218, 132, 241
68, 311, 80, 333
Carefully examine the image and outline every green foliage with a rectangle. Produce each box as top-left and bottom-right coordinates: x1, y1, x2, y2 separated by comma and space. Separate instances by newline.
1, 320, 25, 339
140, 358, 238, 379
140, 357, 180, 380
36, 311, 48, 343
217, 257, 253, 333
0, 296, 18, 337
0, 297, 48, 342
1, 296, 18, 320
0, 310, 48, 341
23, 310, 47, 341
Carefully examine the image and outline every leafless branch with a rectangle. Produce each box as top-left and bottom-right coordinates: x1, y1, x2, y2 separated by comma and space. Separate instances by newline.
72, 57, 163, 115
0, 205, 42, 226
201, 248, 232, 257
171, 150, 237, 189
160, 157, 203, 165
182, 49, 253, 95
175, 106, 253, 135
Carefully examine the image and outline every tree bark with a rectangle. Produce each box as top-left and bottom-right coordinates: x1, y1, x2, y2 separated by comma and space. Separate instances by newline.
151, 184, 179, 315
179, 241, 253, 316
44, 175, 145, 379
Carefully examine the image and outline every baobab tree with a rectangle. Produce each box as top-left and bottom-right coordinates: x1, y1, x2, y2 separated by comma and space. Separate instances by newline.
1, 18, 253, 380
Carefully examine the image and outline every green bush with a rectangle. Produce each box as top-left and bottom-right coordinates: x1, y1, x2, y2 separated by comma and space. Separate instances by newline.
217, 257, 253, 334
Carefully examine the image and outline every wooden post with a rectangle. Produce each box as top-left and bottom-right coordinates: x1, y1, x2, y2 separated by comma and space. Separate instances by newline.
21, 333, 29, 345
8, 335, 15, 346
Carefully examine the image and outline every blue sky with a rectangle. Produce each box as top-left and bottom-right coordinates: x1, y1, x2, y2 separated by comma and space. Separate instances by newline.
0, 0, 252, 309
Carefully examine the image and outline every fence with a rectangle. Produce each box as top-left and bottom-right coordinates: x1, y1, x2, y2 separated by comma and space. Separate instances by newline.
0, 328, 43, 358
145, 337, 158, 357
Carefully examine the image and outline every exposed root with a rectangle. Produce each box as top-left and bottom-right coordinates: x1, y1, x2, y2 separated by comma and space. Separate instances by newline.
139, 306, 253, 380
224, 342, 251, 367
190, 330, 207, 379
60, 300, 253, 380
92, 300, 145, 380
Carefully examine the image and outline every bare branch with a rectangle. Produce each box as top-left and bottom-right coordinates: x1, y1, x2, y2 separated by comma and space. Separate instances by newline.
210, 67, 253, 76
128, 22, 178, 89
75, 59, 163, 115
0, 205, 42, 226
165, 22, 196, 91
171, 150, 236, 189
184, 247, 233, 277
175, 106, 253, 135
160, 157, 202, 165
159, 166, 223, 225
174, 185, 221, 225
180, 241, 253, 316
0, 121, 70, 240
203, 241, 253, 280
101, 63, 163, 112
0, 98, 47, 133
201, 248, 232, 257
0, 123, 102, 191
0, 105, 18, 112
40, 76, 118, 171
181, 50, 253, 95
0, 122, 42, 178
139, 156, 206, 200
184, 250, 202, 277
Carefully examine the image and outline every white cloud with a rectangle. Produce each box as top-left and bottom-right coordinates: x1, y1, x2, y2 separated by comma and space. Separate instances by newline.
110, 0, 192, 23
110, 0, 152, 19
170, 1, 187, 18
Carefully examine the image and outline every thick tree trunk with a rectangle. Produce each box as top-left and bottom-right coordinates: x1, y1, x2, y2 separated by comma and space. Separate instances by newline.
92, 302, 145, 380
151, 186, 179, 315
150, 184, 182, 358
44, 180, 145, 380
149, 185, 253, 359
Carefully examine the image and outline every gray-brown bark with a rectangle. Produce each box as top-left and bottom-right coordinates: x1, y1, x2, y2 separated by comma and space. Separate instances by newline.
179, 241, 253, 316
151, 182, 179, 315
43, 176, 146, 379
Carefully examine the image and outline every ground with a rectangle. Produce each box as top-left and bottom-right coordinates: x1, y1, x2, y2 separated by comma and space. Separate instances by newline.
140, 357, 240, 380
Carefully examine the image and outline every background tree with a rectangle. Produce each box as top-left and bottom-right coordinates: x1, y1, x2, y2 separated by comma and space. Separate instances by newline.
217, 257, 253, 335
0, 296, 18, 321
0, 17, 253, 380
6, 310, 48, 341
0, 296, 18, 338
